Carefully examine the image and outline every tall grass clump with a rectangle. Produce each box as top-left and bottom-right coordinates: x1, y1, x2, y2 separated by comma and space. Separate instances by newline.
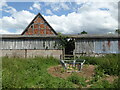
2, 56, 76, 88
79, 54, 119, 75
67, 73, 87, 87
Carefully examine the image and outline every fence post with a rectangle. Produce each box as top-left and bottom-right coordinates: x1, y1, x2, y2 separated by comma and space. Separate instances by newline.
25, 49, 27, 58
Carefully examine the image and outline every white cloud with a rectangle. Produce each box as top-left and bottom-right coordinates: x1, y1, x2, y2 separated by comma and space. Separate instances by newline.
0, 10, 35, 34
45, 2, 70, 11
0, 0, 7, 8
29, 7, 33, 10
0, 29, 14, 34
3, 6, 17, 14
46, 9, 53, 15
0, 1, 118, 35
60, 3, 70, 10
0, 0, 17, 14
44, 2, 118, 34
30, 2, 41, 10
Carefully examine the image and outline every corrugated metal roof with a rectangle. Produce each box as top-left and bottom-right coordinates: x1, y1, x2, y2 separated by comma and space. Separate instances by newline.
66, 34, 120, 39
1, 34, 120, 39
1, 34, 58, 39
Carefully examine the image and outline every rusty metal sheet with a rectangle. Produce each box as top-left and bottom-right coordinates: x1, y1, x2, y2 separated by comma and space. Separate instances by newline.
94, 40, 119, 53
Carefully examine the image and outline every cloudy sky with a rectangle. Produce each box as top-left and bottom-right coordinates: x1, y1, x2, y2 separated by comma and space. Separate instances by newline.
0, 0, 119, 34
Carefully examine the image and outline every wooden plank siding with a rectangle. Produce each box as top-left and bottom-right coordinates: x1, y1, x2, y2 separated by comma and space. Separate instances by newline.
1, 38, 61, 50
74, 39, 119, 54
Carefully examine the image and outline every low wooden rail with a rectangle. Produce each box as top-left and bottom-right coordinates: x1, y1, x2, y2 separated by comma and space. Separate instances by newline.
60, 54, 76, 60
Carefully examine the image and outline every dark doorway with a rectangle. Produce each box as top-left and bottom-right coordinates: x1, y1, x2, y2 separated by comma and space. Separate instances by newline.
65, 38, 75, 55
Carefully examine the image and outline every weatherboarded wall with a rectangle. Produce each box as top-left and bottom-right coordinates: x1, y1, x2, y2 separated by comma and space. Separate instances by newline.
0, 38, 61, 50
74, 38, 120, 56
0, 38, 62, 59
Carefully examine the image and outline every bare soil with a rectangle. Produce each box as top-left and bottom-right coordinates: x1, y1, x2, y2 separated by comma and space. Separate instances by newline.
48, 65, 95, 79
48, 65, 118, 83
103, 75, 118, 83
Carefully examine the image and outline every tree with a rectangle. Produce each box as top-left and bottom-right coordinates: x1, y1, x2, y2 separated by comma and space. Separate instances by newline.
80, 31, 87, 34
115, 29, 120, 34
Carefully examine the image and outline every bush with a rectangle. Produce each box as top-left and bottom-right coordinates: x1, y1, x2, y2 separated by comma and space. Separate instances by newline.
67, 73, 87, 87
112, 78, 120, 88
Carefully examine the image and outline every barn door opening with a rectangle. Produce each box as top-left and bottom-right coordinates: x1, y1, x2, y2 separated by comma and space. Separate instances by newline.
64, 38, 75, 57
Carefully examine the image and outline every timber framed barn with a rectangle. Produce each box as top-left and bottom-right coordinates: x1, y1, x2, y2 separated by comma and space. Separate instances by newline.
0, 13, 120, 59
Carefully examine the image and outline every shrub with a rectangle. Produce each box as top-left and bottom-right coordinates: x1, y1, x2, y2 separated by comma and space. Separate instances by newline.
67, 73, 87, 87
112, 78, 120, 88
79, 54, 119, 75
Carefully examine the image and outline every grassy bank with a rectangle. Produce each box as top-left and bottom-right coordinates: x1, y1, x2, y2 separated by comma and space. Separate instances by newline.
2, 56, 76, 88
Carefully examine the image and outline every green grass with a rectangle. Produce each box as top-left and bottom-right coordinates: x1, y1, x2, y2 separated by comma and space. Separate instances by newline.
79, 54, 119, 88
2, 54, 119, 88
67, 73, 87, 88
79, 54, 119, 75
2, 56, 76, 88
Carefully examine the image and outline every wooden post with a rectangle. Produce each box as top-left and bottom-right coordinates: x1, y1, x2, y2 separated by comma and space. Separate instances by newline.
63, 48, 65, 60
25, 49, 27, 58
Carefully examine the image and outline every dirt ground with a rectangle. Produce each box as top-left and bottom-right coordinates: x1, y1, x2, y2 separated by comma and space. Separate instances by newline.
48, 65, 95, 79
48, 64, 118, 83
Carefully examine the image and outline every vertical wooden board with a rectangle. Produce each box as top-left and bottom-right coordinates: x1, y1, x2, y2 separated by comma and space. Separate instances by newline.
39, 39, 42, 49
76, 40, 79, 53
13, 39, 16, 49
41, 39, 43, 49
24, 39, 27, 49
15, 40, 18, 49
0, 39, 2, 49
76, 40, 78, 53
9, 40, 12, 49
33, 40, 36, 49
86, 40, 89, 53
52, 40, 55, 49
1, 40, 3, 49
36, 39, 39, 49
19, 39, 21, 49
94, 40, 100, 53
6, 39, 9, 49
3, 40, 5, 49
113, 40, 118, 53
6, 40, 9, 49
90, 40, 94, 53
49, 40, 52, 49
79, 40, 81, 53
38, 39, 41, 49
86, 40, 92, 53
45, 39, 49, 49
27, 39, 30, 49
74, 41, 77, 53
54, 40, 57, 49
82, 40, 85, 53
30, 39, 32, 49
48, 40, 51, 49
37, 39, 40, 49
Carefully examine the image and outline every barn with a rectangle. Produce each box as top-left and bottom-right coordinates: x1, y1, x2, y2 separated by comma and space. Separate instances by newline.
0, 13, 120, 59
0, 13, 62, 59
